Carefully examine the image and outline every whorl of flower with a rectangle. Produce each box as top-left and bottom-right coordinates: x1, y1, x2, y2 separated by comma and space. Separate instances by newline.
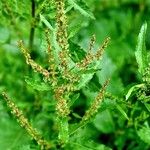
61, 69, 79, 84
95, 37, 110, 59
77, 37, 111, 69
56, 98, 70, 117
55, 87, 70, 117
81, 79, 110, 122
59, 51, 68, 70
2, 92, 51, 150
55, 0, 69, 69
18, 40, 50, 79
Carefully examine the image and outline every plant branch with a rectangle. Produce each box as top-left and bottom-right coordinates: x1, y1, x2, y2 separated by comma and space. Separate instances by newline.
2, 92, 52, 150
29, 0, 36, 50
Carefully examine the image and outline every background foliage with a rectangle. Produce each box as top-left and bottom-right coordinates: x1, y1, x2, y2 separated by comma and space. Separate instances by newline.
0, 0, 150, 149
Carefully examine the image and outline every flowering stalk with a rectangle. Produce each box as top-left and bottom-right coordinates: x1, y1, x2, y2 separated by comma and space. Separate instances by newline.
18, 40, 50, 79
55, 0, 69, 70
81, 79, 110, 123
95, 37, 110, 59
69, 79, 110, 136
55, 87, 70, 118
2, 92, 51, 150
54, 86, 70, 145
54, 1, 73, 144
77, 37, 111, 69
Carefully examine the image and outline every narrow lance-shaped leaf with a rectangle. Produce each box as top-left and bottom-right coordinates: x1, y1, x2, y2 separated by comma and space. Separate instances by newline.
135, 22, 148, 75
125, 83, 145, 100
137, 126, 150, 145
40, 14, 60, 64
68, 0, 95, 19
116, 104, 129, 120
40, 14, 54, 31
25, 77, 51, 91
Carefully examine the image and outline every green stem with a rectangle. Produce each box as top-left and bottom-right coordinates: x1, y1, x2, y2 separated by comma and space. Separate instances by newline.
58, 117, 69, 145
29, 0, 36, 50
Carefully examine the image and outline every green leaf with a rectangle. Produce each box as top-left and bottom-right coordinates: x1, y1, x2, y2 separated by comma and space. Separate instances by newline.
0, 26, 10, 43
100, 99, 116, 112
40, 14, 54, 31
25, 77, 51, 91
40, 14, 60, 65
76, 73, 94, 89
0, 115, 30, 149
69, 141, 112, 150
72, 112, 82, 119
68, 0, 95, 19
79, 68, 101, 74
137, 126, 150, 145
125, 84, 144, 100
68, 23, 82, 39
135, 22, 148, 74
76, 61, 101, 90
143, 102, 150, 112
69, 93, 80, 107
116, 104, 129, 120
93, 110, 115, 133
69, 41, 86, 62
17, 145, 32, 150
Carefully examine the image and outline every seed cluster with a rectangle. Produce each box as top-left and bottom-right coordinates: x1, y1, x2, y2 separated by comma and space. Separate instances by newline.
18, 40, 50, 79
77, 37, 110, 69
56, 0, 69, 69
2, 92, 51, 150
55, 87, 70, 117
81, 79, 110, 122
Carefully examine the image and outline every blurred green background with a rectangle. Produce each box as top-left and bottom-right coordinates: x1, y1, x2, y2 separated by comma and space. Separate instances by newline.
0, 0, 150, 149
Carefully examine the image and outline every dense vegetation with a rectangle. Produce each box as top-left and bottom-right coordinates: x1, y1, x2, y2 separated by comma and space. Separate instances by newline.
0, 0, 150, 149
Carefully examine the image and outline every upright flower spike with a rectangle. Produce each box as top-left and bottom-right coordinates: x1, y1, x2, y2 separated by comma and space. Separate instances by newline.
95, 37, 111, 59
76, 35, 96, 69
18, 40, 50, 80
54, 86, 70, 117
55, 0, 70, 69
54, 86, 70, 145
2, 92, 51, 150
77, 37, 111, 69
55, 0, 79, 83
81, 79, 110, 123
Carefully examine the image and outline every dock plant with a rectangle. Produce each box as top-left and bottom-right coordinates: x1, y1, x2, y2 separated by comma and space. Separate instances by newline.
1, 0, 110, 149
